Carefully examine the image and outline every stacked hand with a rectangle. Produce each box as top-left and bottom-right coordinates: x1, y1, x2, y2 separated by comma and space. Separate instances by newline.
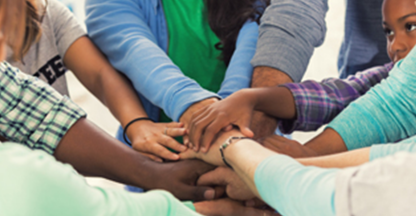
187, 89, 256, 153
127, 121, 187, 162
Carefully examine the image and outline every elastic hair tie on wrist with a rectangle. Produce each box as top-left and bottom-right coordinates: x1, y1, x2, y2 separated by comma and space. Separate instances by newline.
123, 117, 154, 146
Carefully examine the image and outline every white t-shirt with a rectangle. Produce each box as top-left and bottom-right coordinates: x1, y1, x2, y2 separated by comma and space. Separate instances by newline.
7, 0, 86, 96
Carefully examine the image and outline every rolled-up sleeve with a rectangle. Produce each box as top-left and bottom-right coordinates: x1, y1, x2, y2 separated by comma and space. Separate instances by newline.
251, 0, 328, 82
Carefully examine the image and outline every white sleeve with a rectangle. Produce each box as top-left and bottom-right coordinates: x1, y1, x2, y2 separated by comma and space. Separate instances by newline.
335, 152, 416, 216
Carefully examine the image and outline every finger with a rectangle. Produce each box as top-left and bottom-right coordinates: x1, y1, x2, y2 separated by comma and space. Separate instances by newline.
140, 152, 163, 163
222, 124, 234, 132
197, 167, 228, 186
200, 118, 230, 153
181, 185, 217, 201
178, 148, 198, 160
165, 127, 187, 137
245, 198, 267, 208
189, 113, 215, 152
165, 121, 184, 128
149, 144, 180, 160
236, 114, 255, 138
159, 135, 187, 152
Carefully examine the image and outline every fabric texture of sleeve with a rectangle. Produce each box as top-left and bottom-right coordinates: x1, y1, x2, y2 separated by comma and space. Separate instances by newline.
335, 151, 416, 216
85, 0, 218, 121
369, 135, 416, 161
0, 143, 201, 216
251, 0, 328, 82
0, 62, 86, 154
278, 63, 392, 134
48, 0, 87, 58
327, 47, 416, 150
217, 21, 258, 98
254, 154, 337, 216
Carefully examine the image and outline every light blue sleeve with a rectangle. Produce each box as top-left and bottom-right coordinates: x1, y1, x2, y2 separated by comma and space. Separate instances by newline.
254, 154, 337, 216
85, 0, 218, 121
327, 46, 416, 150
370, 136, 416, 161
218, 21, 257, 98
251, 0, 328, 82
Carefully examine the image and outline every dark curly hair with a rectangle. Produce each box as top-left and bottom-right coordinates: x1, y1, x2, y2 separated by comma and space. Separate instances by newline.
205, 0, 270, 66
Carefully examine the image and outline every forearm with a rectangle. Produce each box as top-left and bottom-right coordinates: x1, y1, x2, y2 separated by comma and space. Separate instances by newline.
53, 118, 157, 188
64, 37, 149, 128
249, 86, 296, 119
225, 140, 336, 216
304, 128, 348, 156
297, 147, 370, 168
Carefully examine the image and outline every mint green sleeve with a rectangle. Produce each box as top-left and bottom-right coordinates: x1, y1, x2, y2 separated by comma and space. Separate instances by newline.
254, 154, 337, 216
327, 46, 416, 150
0, 143, 200, 216
370, 136, 416, 161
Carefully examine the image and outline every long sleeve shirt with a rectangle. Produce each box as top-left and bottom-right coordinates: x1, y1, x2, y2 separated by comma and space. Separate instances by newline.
278, 62, 393, 134
85, 0, 258, 122
252, 0, 389, 81
328, 46, 416, 150
0, 143, 200, 216
0, 62, 85, 154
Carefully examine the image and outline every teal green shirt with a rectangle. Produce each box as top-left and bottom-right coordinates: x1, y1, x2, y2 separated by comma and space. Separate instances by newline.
0, 143, 200, 216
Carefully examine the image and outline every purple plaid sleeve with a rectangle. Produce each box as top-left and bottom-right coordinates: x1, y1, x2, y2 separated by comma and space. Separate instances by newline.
278, 62, 393, 134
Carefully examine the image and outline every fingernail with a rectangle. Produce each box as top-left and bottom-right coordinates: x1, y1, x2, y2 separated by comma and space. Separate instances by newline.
180, 145, 187, 151
193, 146, 198, 152
204, 189, 215, 200
201, 147, 207, 153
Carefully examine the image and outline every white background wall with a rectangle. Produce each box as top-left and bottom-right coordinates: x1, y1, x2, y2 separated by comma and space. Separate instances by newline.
63, 0, 346, 189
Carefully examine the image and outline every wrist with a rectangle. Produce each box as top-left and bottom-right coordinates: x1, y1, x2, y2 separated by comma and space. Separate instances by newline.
123, 117, 153, 145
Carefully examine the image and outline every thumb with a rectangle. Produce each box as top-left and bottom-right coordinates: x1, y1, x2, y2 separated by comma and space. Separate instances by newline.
181, 185, 217, 202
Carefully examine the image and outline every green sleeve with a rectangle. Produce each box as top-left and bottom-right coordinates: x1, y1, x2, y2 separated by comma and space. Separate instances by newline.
0, 143, 201, 216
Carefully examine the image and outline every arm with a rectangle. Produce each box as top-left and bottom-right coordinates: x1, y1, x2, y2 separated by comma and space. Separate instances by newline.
0, 62, 215, 201
315, 49, 416, 153
64, 36, 186, 161
85, 0, 218, 122
0, 144, 202, 216
217, 21, 258, 98
251, 0, 328, 83
182, 131, 337, 216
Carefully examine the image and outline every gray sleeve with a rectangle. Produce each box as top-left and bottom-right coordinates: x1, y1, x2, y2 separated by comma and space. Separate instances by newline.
48, 0, 87, 58
335, 152, 416, 216
251, 0, 328, 82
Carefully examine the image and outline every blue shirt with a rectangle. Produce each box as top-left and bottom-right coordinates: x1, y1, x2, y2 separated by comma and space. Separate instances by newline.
85, 0, 258, 122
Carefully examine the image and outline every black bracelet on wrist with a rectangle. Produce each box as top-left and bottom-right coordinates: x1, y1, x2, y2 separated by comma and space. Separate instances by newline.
123, 117, 154, 146
219, 136, 251, 169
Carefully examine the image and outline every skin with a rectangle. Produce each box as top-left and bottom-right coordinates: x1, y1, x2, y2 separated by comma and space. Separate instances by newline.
303, 0, 416, 156
0, 12, 217, 202
62, 36, 187, 162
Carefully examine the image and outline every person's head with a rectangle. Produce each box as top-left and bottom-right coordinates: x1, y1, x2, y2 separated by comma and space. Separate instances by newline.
205, 0, 269, 66
0, 0, 27, 61
383, 0, 416, 63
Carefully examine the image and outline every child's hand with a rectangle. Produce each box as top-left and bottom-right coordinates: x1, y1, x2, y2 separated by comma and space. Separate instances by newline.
128, 121, 187, 162
188, 89, 256, 153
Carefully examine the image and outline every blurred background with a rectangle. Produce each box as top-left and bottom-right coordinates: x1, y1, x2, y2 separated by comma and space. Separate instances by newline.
59, 0, 346, 189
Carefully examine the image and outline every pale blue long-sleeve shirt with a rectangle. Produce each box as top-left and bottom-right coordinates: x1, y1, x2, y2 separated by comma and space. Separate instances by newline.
85, 0, 258, 122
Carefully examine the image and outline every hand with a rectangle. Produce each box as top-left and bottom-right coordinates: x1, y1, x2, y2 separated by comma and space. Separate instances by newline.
180, 130, 244, 166
259, 135, 318, 158
198, 167, 255, 201
188, 89, 255, 153
147, 159, 223, 201
127, 121, 187, 162
194, 198, 279, 216
179, 98, 219, 146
